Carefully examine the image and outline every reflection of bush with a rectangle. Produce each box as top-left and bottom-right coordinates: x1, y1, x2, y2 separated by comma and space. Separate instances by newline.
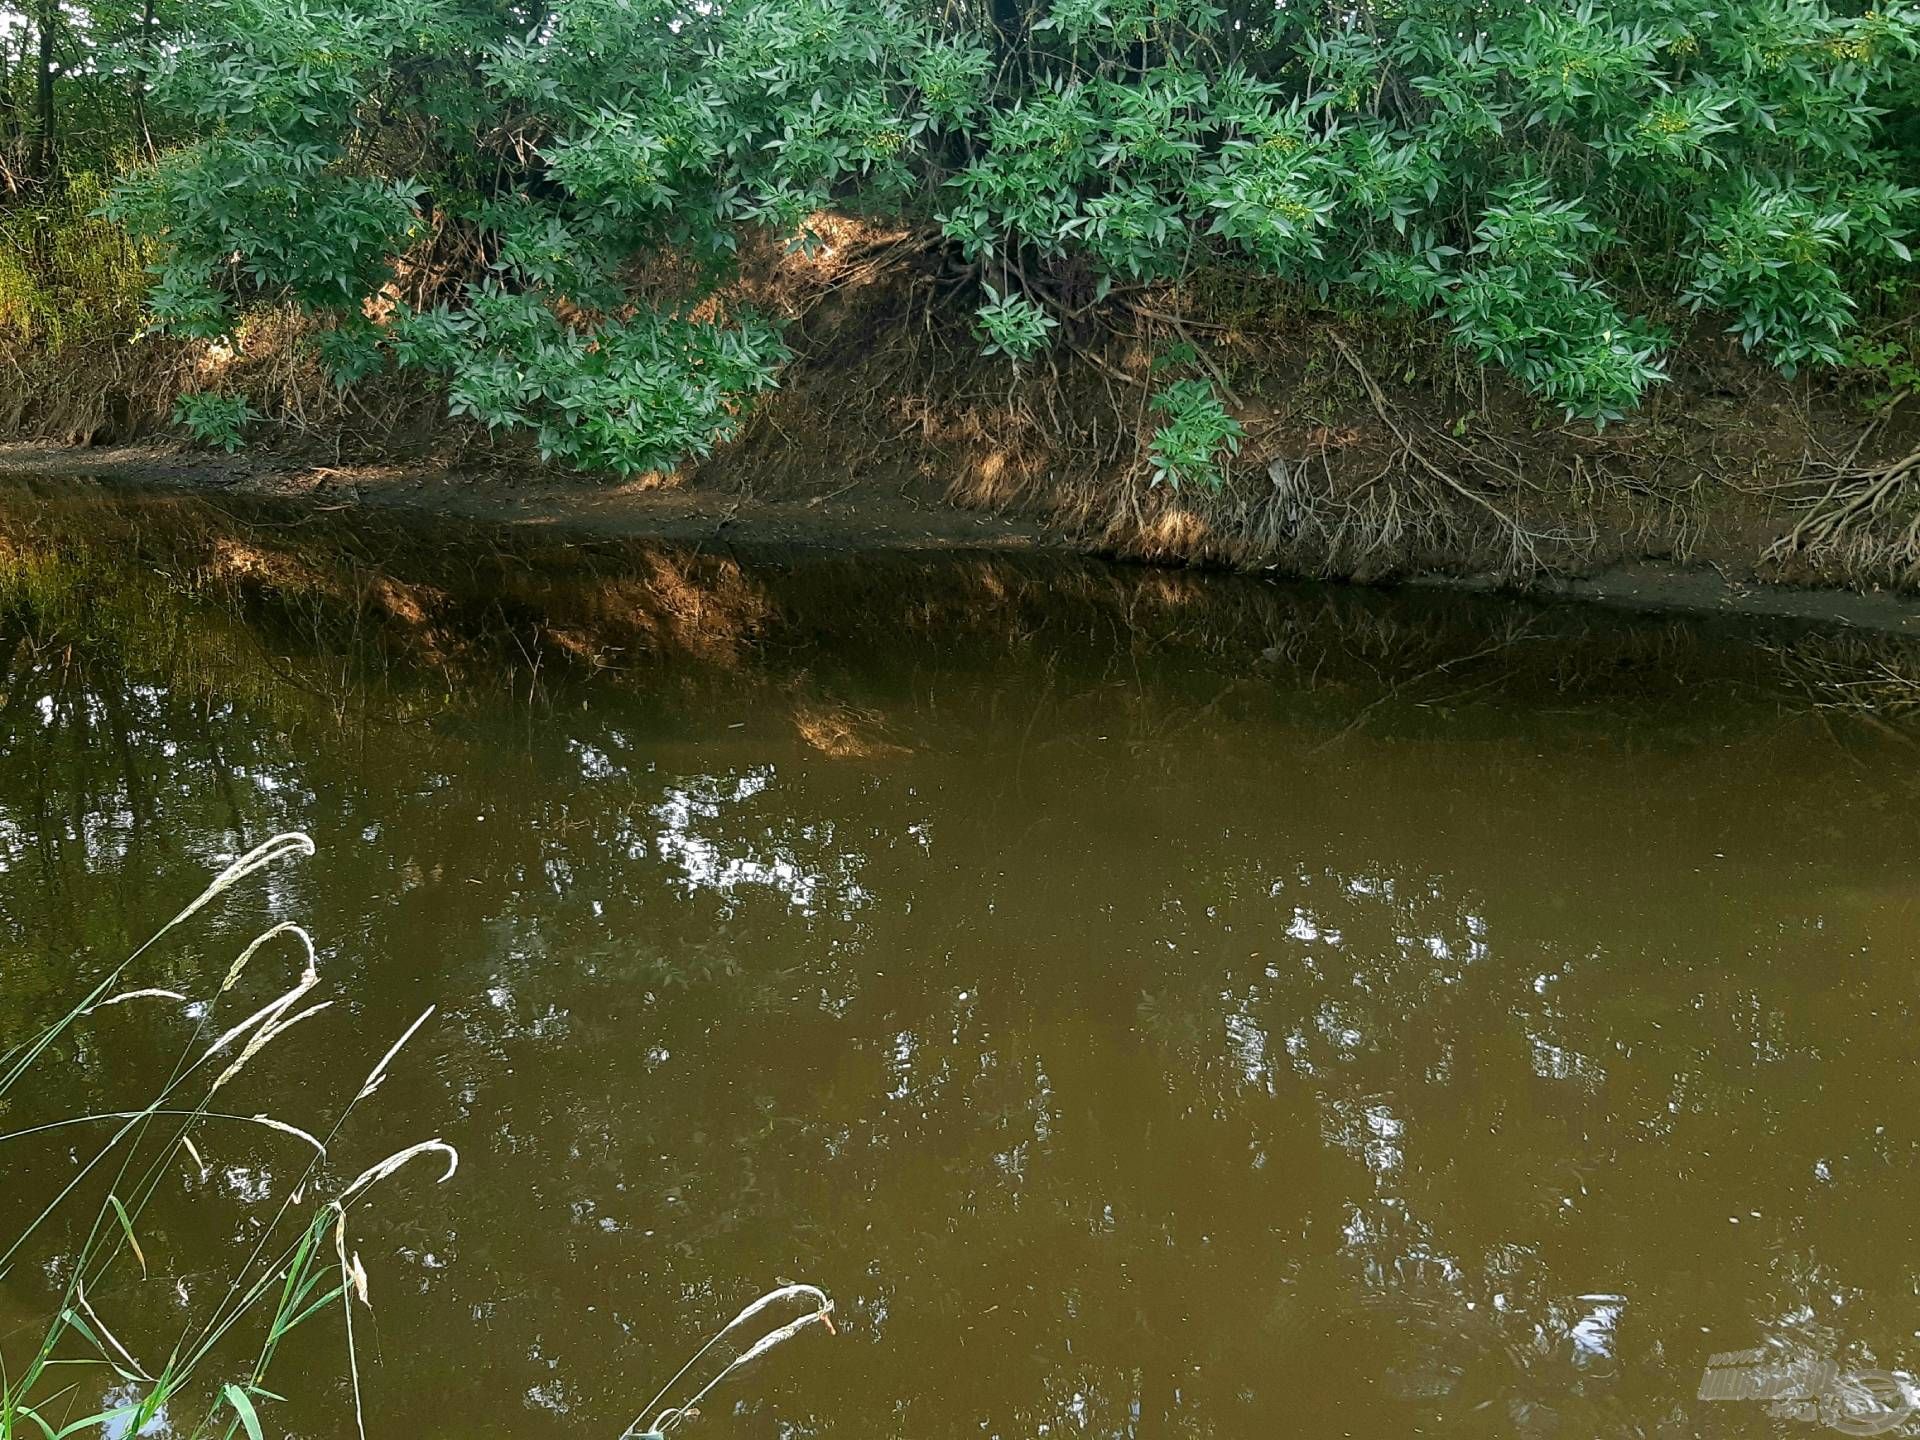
6, 477, 1920, 750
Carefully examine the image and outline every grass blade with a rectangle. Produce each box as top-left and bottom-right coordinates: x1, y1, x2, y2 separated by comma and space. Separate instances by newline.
104, 1195, 146, 1279
221, 1384, 264, 1440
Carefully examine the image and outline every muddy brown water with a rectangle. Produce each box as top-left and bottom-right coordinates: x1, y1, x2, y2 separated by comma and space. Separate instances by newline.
5, 481, 1920, 1439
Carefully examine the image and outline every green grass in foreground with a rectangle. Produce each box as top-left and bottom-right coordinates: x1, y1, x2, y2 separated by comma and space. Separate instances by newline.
0, 833, 455, 1440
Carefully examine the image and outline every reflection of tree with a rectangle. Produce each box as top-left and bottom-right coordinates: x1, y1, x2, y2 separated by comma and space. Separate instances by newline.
7, 483, 1920, 1438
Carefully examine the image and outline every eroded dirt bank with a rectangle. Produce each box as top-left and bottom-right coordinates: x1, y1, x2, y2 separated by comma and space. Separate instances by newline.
6, 220, 1920, 620
0, 441, 1058, 553
7, 442, 1920, 639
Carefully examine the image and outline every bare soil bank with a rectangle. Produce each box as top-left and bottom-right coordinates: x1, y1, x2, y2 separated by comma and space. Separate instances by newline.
8, 440, 1920, 639
6, 218, 1920, 619
0, 440, 1056, 552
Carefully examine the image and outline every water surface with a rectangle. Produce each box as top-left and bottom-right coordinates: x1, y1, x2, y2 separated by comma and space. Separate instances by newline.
5, 481, 1920, 1439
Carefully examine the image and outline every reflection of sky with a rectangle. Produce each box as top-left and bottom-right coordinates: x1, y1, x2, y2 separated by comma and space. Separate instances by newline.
1569, 1294, 1625, 1370
12, 559, 1920, 1440
1322, 1097, 1406, 1183
1224, 1005, 1270, 1089
647, 768, 874, 916
99, 1383, 169, 1440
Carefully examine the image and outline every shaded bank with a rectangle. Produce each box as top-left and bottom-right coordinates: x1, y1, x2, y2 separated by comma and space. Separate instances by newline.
14, 450, 1920, 648
6, 219, 1920, 597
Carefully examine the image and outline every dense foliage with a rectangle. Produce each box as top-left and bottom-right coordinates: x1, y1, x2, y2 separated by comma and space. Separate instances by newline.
46, 0, 1920, 479
1, 2, 188, 181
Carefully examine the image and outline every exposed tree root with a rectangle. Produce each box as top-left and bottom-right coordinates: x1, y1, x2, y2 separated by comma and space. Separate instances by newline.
1767, 445, 1920, 575
6, 221, 1911, 593
1327, 335, 1569, 576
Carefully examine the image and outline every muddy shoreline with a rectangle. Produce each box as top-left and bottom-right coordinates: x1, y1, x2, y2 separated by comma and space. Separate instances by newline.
8, 440, 1920, 637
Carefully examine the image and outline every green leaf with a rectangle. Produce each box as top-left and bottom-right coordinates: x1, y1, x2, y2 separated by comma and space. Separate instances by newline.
107, 1194, 147, 1278
52, 1403, 141, 1440
222, 1383, 265, 1440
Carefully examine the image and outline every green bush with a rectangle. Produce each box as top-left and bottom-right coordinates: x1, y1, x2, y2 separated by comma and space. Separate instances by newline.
104, 0, 1920, 479
975, 284, 1058, 362
1843, 332, 1920, 406
171, 390, 259, 451
1148, 379, 1244, 490
0, 173, 152, 351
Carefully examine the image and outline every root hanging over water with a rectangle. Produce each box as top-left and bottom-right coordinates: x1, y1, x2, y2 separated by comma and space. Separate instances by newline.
1767, 442, 1920, 579
1326, 335, 1567, 577
1086, 332, 1582, 580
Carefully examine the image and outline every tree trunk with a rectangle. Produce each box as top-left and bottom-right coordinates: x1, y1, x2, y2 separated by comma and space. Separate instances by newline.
0, 27, 14, 142
132, 0, 155, 157
0, 27, 19, 192
31, 0, 56, 180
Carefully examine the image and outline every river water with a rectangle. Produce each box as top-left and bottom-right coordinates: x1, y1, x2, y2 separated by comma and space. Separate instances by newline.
4, 480, 1920, 1439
